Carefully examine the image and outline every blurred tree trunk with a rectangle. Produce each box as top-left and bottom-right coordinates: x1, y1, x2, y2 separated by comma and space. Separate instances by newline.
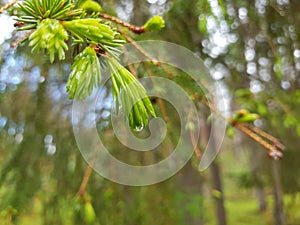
250, 149, 267, 212
176, 163, 205, 225
131, 0, 148, 25
210, 160, 227, 225
254, 187, 267, 212
202, 123, 227, 225
271, 161, 286, 225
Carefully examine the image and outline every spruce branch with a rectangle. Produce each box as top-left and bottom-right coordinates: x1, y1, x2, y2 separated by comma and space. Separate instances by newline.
106, 57, 156, 129
28, 18, 68, 63
13, 0, 158, 130
15, 0, 83, 24
67, 46, 101, 99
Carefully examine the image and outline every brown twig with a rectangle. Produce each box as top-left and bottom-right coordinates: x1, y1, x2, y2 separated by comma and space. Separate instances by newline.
121, 31, 160, 65
78, 163, 94, 198
99, 12, 145, 34
187, 109, 202, 160
143, 63, 169, 122
11, 30, 34, 48
235, 124, 283, 159
190, 130, 202, 159
246, 124, 285, 151
0, 0, 18, 14
270, 3, 286, 16
200, 96, 285, 158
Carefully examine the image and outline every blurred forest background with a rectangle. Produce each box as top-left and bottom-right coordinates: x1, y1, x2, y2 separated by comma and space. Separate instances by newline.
1, 0, 300, 224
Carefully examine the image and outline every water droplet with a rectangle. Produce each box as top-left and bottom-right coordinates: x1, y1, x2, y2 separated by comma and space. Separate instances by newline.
134, 125, 144, 132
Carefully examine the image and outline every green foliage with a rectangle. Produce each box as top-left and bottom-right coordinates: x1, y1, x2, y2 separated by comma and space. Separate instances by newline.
198, 15, 207, 35
29, 18, 69, 63
285, 193, 300, 224
226, 126, 235, 138
15, 0, 83, 27
14, 0, 156, 130
143, 15, 165, 32
235, 89, 268, 117
3, 0, 300, 224
211, 189, 222, 199
107, 57, 156, 129
62, 19, 123, 47
84, 202, 96, 223
231, 109, 259, 124
66, 46, 101, 99
274, 55, 282, 79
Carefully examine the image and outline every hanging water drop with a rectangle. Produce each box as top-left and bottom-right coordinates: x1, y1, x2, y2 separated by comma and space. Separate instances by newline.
134, 124, 144, 132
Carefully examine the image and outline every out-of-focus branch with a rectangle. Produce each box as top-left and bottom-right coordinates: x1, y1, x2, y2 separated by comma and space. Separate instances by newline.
100, 13, 145, 34
120, 33, 285, 160
201, 98, 285, 159
0, 0, 18, 14
11, 30, 34, 48
78, 163, 94, 198
121, 31, 160, 65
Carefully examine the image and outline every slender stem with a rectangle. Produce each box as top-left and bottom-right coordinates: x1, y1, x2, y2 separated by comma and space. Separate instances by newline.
143, 63, 169, 122
201, 97, 284, 157
99, 12, 145, 34
11, 30, 34, 48
0, 0, 18, 14
121, 31, 159, 65
235, 124, 282, 157
78, 163, 94, 197
246, 124, 285, 151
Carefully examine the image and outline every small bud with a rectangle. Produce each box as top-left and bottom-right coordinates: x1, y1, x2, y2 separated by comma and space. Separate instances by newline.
226, 126, 235, 138
211, 189, 222, 199
236, 109, 249, 118
268, 151, 283, 160
84, 202, 96, 223
143, 15, 165, 32
80, 0, 102, 13
232, 109, 259, 123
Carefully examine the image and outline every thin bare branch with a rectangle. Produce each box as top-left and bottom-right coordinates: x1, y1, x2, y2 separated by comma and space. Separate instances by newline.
99, 13, 145, 34
0, 0, 18, 14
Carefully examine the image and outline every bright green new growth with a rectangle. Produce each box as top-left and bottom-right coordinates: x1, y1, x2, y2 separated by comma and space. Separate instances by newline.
62, 19, 124, 46
67, 47, 101, 100
79, 0, 102, 13
107, 57, 156, 129
15, 0, 157, 130
232, 109, 259, 123
143, 15, 165, 32
29, 18, 69, 63
15, 0, 83, 30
